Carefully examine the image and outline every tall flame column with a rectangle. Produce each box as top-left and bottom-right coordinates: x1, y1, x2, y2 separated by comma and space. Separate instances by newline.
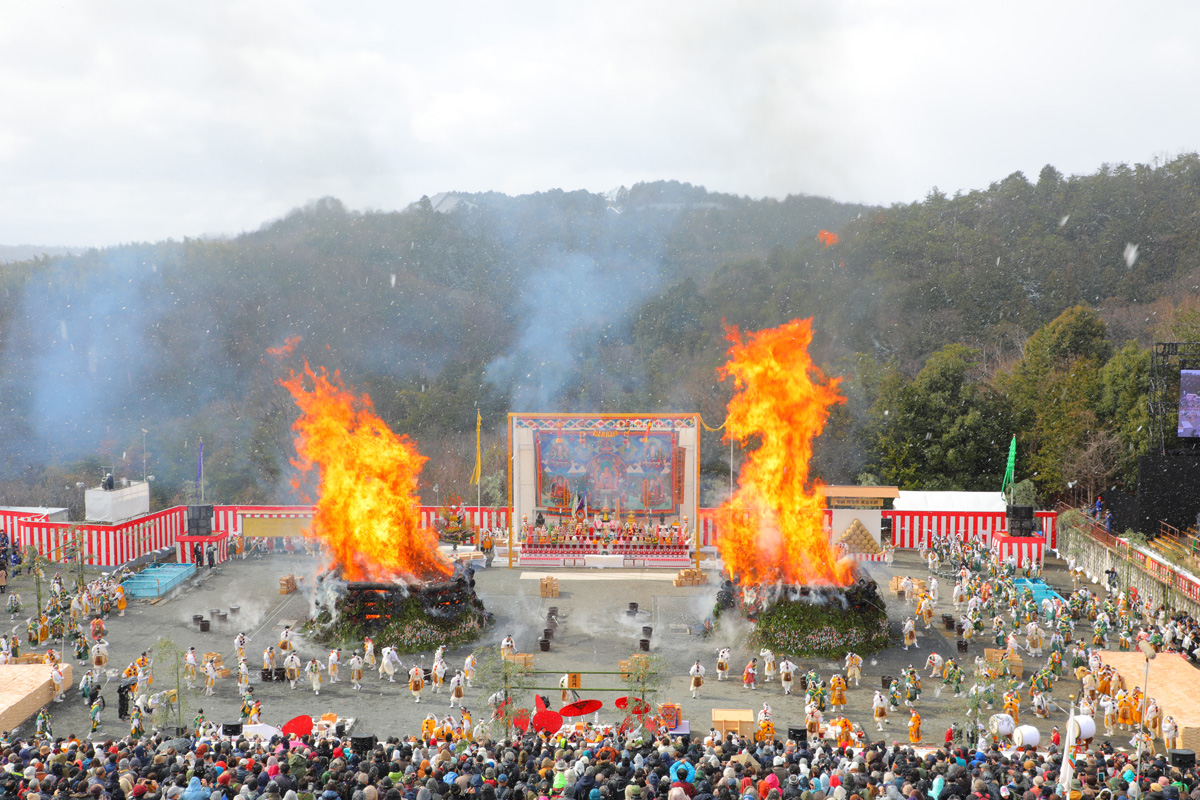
714, 318, 850, 586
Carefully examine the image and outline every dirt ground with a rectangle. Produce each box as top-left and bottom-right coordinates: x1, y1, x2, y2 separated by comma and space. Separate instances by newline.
0, 547, 1126, 748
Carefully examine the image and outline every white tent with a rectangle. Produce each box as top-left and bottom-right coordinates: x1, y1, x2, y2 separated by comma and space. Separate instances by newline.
893, 491, 1006, 513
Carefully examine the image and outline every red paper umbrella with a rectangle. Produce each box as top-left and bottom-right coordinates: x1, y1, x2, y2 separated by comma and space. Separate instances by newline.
615, 696, 651, 715
529, 694, 563, 733
281, 714, 313, 736
560, 699, 602, 717
510, 708, 531, 732
532, 708, 563, 733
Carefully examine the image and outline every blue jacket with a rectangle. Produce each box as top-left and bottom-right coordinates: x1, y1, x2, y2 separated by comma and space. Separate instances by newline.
669, 762, 696, 785
182, 778, 209, 800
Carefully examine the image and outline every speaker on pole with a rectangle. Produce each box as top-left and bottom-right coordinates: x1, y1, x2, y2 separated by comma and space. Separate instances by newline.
222, 723, 243, 737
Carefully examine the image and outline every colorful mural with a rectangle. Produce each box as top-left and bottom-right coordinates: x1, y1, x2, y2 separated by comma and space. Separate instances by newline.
535, 431, 677, 513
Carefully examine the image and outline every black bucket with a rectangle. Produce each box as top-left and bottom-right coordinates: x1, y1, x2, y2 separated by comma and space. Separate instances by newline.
546, 615, 558, 629
544, 628, 553, 640
957, 639, 969, 653
642, 626, 653, 638
217, 612, 228, 622
942, 614, 955, 631
274, 667, 287, 682
192, 614, 204, 626
229, 605, 240, 616
539, 638, 550, 652
547, 606, 558, 617
638, 638, 650, 652
627, 602, 638, 617
199, 619, 210, 632
881, 675, 893, 690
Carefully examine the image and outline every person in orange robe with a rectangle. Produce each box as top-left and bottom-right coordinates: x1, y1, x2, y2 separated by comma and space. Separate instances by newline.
830, 675, 847, 710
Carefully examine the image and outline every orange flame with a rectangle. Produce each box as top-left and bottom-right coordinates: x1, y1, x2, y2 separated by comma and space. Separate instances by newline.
266, 336, 301, 358
715, 319, 851, 586
281, 362, 450, 582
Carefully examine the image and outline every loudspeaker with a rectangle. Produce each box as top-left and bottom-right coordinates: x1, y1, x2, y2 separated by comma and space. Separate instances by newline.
187, 505, 215, 524
350, 735, 377, 756
1006, 505, 1038, 537
1170, 749, 1195, 769
1005, 517, 1038, 537
787, 726, 807, 743
1007, 505, 1034, 520
222, 723, 243, 736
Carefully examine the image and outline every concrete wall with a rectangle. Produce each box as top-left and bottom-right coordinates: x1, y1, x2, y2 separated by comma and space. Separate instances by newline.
1057, 522, 1200, 619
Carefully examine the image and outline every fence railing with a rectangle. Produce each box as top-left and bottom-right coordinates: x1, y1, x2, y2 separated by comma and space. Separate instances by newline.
1066, 503, 1200, 605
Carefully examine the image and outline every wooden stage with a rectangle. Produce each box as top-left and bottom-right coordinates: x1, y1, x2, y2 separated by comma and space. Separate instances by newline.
1101, 651, 1200, 750
0, 663, 74, 732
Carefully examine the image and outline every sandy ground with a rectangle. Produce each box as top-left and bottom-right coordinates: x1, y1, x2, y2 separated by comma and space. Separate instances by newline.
0, 547, 1137, 748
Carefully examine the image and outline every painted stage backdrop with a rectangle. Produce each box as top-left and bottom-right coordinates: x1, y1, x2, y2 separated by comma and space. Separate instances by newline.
535, 431, 680, 513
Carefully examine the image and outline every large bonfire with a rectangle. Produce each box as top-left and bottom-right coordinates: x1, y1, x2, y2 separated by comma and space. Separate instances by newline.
281, 361, 451, 583
714, 318, 852, 587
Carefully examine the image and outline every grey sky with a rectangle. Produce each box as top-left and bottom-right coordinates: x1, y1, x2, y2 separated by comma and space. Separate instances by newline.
1, 0, 1196, 246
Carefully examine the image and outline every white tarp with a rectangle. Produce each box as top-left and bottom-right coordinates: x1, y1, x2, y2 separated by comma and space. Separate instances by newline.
893, 490, 1006, 513
0, 506, 68, 522
85, 482, 150, 523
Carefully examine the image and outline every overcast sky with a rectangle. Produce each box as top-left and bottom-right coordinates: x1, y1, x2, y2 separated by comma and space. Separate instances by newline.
1, 1, 1197, 247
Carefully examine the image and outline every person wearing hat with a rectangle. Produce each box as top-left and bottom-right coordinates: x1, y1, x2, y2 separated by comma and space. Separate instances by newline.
306, 658, 323, 695
409, 665, 426, 703
689, 662, 706, 700
349, 651, 365, 692
328, 649, 341, 684
743, 659, 758, 691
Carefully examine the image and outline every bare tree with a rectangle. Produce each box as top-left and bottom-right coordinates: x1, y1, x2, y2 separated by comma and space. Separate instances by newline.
1061, 431, 1122, 505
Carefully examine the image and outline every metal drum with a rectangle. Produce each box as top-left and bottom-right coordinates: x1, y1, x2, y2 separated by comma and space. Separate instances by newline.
988, 713, 1015, 738
1069, 715, 1096, 741
1012, 725, 1041, 748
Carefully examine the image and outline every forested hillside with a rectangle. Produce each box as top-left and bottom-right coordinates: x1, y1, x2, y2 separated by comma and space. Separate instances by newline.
5, 158, 1200, 515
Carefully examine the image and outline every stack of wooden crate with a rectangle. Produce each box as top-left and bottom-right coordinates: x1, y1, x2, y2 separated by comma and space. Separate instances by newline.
203, 651, 232, 678
983, 648, 1024, 678
887, 576, 928, 598
619, 654, 649, 678
673, 568, 706, 587
502, 651, 534, 668
539, 577, 559, 597
279, 575, 297, 594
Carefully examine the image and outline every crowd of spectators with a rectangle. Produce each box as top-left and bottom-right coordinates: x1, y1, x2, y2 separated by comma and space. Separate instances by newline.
1, 727, 1194, 800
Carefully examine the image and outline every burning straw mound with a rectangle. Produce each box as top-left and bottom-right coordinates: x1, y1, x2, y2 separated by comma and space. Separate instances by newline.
719, 576, 890, 659
305, 573, 491, 653
279, 355, 490, 652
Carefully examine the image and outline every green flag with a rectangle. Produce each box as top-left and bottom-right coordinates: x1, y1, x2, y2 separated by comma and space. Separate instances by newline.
1001, 435, 1016, 496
